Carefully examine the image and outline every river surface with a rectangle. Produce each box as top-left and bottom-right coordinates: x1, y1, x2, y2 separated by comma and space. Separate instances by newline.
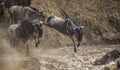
0, 27, 120, 70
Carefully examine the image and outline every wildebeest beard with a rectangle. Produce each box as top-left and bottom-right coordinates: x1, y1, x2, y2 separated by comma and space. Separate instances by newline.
15, 19, 34, 38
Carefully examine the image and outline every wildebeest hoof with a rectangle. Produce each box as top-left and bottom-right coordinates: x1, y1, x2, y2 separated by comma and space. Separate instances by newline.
35, 44, 38, 47
74, 48, 77, 52
77, 43, 80, 47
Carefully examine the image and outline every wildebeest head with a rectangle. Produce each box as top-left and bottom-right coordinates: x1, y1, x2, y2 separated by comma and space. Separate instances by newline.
29, 9, 45, 25
32, 19, 43, 38
61, 9, 84, 47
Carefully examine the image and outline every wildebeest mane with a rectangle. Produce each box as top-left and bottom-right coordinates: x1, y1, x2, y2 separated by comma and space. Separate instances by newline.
61, 9, 78, 25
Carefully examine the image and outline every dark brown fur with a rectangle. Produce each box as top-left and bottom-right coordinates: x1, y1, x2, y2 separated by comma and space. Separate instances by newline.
8, 18, 43, 47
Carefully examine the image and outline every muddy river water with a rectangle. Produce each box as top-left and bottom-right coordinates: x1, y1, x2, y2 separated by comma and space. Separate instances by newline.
0, 27, 120, 70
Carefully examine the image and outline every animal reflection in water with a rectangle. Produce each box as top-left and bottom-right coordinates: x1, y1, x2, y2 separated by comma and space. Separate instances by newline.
7, 18, 43, 47
46, 10, 84, 52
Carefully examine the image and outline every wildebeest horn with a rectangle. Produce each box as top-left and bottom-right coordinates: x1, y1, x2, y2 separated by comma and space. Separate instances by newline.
61, 9, 69, 18
61, 9, 76, 23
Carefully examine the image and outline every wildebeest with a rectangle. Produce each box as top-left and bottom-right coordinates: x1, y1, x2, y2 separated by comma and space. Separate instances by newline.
94, 50, 120, 65
46, 10, 84, 52
8, 6, 45, 25
7, 18, 43, 47
4, 0, 31, 8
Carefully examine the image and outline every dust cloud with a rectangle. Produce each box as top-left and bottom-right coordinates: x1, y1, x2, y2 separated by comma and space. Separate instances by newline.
0, 37, 24, 70
0, 28, 40, 70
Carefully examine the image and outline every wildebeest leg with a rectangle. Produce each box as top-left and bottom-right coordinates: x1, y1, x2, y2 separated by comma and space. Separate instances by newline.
75, 28, 83, 47
37, 37, 40, 46
14, 0, 17, 5
26, 44, 29, 56
8, 10, 11, 24
35, 27, 42, 47
35, 35, 40, 47
10, 39, 15, 46
8, 12, 13, 24
8, 17, 11, 24
11, 37, 16, 46
10, 11, 15, 24
34, 38, 37, 47
33, 35, 38, 47
11, 15, 14, 24
74, 31, 80, 47
37, 28, 41, 45
77, 42, 80, 47
70, 37, 77, 52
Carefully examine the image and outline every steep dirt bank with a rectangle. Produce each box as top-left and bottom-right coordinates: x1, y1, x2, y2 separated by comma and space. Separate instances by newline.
0, 27, 40, 70
1, 0, 120, 46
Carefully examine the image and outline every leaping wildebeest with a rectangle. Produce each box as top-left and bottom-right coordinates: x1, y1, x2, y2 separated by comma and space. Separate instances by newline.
46, 10, 84, 52
8, 6, 45, 24
7, 18, 43, 47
